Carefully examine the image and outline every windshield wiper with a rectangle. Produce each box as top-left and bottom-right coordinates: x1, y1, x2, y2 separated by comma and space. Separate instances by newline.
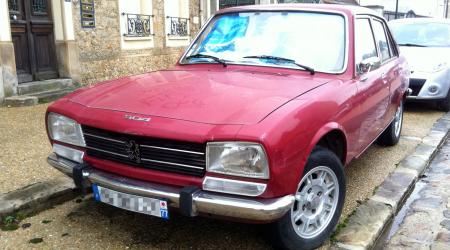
398, 43, 427, 47
243, 55, 315, 75
185, 53, 227, 67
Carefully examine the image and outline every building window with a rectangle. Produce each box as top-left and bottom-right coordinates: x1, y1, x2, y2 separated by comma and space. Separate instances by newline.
166, 16, 189, 37
164, 0, 190, 47
122, 13, 154, 37
118, 0, 154, 50
8, 0, 19, 12
219, 0, 256, 9
32, 0, 47, 14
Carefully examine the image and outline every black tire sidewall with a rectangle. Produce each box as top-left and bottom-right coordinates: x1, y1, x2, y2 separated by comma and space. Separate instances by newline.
270, 147, 346, 250
390, 101, 404, 144
377, 101, 403, 146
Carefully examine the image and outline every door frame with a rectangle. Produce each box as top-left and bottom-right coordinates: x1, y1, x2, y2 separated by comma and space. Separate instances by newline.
9, 0, 59, 83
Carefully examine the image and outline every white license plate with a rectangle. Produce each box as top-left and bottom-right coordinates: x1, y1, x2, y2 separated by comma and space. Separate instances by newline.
92, 184, 169, 219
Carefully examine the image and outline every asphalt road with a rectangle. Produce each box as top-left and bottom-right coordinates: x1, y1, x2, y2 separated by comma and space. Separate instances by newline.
0, 103, 445, 250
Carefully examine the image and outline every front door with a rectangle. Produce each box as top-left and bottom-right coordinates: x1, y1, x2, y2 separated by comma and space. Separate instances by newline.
354, 17, 390, 152
8, 0, 58, 83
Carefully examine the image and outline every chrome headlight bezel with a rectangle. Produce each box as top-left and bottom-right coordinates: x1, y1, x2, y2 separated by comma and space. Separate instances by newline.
206, 142, 270, 179
47, 112, 85, 147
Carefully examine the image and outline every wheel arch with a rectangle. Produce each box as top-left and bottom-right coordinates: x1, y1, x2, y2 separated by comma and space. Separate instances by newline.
306, 123, 348, 166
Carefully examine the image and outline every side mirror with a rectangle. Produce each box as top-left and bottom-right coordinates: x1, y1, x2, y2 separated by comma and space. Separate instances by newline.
358, 57, 381, 74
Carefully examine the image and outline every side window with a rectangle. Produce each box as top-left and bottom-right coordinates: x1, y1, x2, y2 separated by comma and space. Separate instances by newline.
355, 18, 378, 71
372, 20, 392, 62
386, 27, 399, 57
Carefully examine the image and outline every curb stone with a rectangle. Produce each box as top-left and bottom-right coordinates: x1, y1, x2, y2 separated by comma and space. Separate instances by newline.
332, 114, 450, 249
0, 177, 76, 221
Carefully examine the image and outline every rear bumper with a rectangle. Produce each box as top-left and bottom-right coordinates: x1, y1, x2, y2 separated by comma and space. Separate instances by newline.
47, 153, 294, 222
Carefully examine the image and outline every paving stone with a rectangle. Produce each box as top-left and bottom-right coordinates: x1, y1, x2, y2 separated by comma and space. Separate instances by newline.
400, 155, 428, 174
422, 132, 446, 147
440, 220, 450, 231
388, 211, 437, 249
444, 210, 450, 219
436, 232, 450, 242
415, 144, 437, 161
431, 242, 450, 250
432, 120, 450, 132
412, 196, 442, 212
371, 171, 416, 211
3, 96, 38, 107
334, 200, 392, 248
395, 166, 421, 176
0, 178, 75, 218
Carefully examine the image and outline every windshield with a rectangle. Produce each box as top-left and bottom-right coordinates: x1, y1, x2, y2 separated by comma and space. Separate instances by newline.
390, 22, 450, 47
182, 11, 347, 73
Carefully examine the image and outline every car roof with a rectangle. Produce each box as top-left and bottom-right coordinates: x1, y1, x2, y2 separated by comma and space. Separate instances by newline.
217, 3, 382, 18
389, 17, 450, 25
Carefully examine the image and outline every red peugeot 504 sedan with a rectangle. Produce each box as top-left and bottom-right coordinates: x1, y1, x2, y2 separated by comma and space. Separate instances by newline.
46, 4, 409, 249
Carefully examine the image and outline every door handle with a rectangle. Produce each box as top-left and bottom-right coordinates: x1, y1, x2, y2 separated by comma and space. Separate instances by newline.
381, 73, 389, 84
10, 14, 17, 21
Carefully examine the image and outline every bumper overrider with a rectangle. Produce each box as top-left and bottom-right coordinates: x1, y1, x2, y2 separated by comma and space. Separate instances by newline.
47, 153, 294, 222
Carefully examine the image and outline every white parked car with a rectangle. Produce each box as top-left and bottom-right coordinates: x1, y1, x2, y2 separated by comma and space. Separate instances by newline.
389, 18, 450, 111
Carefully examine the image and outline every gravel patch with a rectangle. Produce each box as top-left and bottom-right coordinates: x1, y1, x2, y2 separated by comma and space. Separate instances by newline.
0, 104, 63, 194
0, 197, 272, 250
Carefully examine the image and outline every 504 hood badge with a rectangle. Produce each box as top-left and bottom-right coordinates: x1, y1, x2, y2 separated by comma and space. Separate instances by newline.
124, 114, 151, 122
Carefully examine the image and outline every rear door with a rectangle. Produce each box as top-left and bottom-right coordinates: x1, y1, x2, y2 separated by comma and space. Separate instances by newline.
371, 18, 400, 129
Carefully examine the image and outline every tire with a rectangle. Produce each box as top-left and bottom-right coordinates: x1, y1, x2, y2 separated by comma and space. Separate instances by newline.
437, 90, 450, 112
377, 101, 404, 146
269, 147, 346, 250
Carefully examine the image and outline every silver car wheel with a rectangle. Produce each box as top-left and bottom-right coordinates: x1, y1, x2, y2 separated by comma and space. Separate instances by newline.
291, 166, 339, 239
394, 102, 403, 138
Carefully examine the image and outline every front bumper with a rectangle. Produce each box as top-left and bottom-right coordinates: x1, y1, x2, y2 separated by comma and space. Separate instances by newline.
47, 153, 294, 222
407, 70, 450, 100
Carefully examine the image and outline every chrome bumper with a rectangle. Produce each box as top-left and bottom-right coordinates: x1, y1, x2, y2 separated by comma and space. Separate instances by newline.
47, 153, 294, 222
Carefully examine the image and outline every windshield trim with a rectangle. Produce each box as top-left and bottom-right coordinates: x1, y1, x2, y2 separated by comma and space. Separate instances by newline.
179, 9, 349, 75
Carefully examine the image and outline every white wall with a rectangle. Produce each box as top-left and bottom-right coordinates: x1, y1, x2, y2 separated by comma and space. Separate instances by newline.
165, 0, 190, 47
0, 0, 11, 42
52, 0, 75, 41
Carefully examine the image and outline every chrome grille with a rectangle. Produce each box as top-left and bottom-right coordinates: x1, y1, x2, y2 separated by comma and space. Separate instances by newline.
82, 126, 206, 177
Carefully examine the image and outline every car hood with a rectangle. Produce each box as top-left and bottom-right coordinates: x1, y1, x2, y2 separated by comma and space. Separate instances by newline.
399, 46, 450, 73
69, 69, 330, 125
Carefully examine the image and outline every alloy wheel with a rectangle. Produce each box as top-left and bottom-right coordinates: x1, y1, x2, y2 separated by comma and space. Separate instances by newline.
291, 166, 339, 239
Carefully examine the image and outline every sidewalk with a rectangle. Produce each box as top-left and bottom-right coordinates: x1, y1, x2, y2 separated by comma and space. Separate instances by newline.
384, 137, 450, 249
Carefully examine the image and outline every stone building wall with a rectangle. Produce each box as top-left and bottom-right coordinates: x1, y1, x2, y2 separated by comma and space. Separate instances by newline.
72, 0, 201, 85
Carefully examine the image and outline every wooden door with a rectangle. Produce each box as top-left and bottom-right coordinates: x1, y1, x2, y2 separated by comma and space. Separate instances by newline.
9, 0, 58, 83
